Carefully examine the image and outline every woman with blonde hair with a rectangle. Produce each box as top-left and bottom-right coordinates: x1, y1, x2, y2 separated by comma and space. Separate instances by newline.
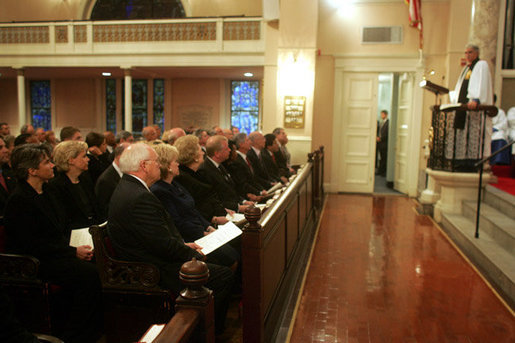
49, 140, 104, 231
151, 142, 239, 269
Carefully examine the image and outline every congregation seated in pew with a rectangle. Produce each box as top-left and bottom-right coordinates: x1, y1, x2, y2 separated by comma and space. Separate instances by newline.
173, 135, 232, 224
106, 142, 234, 335
4, 143, 103, 343
150, 143, 240, 270
197, 135, 254, 213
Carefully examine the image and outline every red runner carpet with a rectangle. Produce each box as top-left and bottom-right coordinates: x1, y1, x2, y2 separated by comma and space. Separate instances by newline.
490, 165, 515, 196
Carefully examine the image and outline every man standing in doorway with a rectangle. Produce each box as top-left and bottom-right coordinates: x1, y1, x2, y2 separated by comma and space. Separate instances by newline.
376, 110, 389, 176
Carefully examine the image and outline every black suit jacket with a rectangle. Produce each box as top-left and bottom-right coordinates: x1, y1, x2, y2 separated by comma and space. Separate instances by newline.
95, 164, 121, 218
246, 148, 273, 189
4, 180, 76, 261
197, 158, 241, 211
226, 154, 263, 197
150, 180, 211, 242
107, 174, 200, 273
87, 153, 110, 185
273, 150, 291, 178
0, 164, 16, 218
261, 149, 282, 183
174, 165, 226, 221
378, 119, 389, 148
48, 171, 104, 230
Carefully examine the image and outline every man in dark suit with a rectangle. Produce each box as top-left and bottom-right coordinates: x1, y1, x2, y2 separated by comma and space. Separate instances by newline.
262, 134, 288, 184
95, 142, 129, 218
0, 137, 16, 218
376, 110, 389, 176
247, 131, 276, 188
198, 135, 252, 212
108, 143, 233, 334
273, 127, 294, 175
228, 133, 267, 199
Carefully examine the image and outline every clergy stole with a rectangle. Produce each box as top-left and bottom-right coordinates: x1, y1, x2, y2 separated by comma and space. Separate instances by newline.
455, 58, 479, 129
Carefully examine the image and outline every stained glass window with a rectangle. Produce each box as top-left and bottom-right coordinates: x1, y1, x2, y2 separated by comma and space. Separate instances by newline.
106, 79, 117, 132
231, 81, 260, 134
30, 81, 51, 130
131, 79, 148, 134
153, 79, 165, 132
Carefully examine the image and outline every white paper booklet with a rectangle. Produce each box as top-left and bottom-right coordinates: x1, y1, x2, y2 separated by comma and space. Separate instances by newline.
69, 227, 93, 248
138, 324, 165, 343
69, 221, 107, 248
267, 182, 283, 193
194, 221, 242, 255
226, 212, 246, 223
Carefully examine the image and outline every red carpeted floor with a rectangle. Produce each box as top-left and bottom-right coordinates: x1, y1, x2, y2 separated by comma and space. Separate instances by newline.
490, 165, 515, 196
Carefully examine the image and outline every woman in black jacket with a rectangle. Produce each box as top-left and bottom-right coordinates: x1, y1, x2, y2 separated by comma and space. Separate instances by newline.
48, 140, 104, 232
4, 144, 102, 343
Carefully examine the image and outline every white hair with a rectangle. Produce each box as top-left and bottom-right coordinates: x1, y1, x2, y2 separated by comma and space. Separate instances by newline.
119, 143, 151, 173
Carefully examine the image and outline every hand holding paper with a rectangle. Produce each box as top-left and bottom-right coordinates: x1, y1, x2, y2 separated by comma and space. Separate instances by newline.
194, 221, 242, 255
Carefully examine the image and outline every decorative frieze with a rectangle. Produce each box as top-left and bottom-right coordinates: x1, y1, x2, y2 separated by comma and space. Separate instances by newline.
0, 26, 49, 44
93, 22, 217, 42
55, 26, 68, 43
223, 21, 260, 41
74, 26, 87, 43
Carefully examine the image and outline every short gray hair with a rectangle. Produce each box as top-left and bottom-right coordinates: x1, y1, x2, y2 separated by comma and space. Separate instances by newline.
119, 142, 151, 173
466, 44, 479, 53
234, 133, 247, 149
115, 130, 133, 143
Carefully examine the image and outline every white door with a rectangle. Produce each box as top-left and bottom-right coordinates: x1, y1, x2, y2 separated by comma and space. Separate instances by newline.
394, 73, 414, 193
338, 73, 378, 193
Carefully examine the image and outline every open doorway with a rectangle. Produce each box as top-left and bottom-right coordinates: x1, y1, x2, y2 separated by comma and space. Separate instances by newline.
374, 73, 400, 195
332, 60, 422, 196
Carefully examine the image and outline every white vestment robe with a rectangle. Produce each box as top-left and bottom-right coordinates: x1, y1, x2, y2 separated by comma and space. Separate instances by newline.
446, 60, 493, 160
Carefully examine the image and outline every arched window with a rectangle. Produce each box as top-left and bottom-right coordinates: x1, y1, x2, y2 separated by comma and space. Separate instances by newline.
91, 0, 185, 20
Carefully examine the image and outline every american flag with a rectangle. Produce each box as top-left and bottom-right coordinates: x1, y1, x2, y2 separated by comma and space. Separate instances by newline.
406, 0, 423, 48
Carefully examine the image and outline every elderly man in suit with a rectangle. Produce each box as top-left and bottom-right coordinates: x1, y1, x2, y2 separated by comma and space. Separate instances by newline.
198, 135, 252, 213
107, 142, 234, 334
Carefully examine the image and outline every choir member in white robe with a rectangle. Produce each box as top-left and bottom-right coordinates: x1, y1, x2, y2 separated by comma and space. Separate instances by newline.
490, 109, 511, 165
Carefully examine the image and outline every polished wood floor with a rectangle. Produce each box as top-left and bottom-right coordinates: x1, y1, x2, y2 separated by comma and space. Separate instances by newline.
289, 194, 514, 343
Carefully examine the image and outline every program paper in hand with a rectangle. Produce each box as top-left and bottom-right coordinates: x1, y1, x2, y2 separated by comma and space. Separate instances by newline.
69, 227, 93, 248
194, 221, 242, 255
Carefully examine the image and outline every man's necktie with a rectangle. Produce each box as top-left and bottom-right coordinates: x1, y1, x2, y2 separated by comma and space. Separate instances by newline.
219, 165, 233, 184
246, 157, 254, 173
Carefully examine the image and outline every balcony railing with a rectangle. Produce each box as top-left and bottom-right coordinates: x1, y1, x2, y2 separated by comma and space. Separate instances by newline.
0, 18, 264, 60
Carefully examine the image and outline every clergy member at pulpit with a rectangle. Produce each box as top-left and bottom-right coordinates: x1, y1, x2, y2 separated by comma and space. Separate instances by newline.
450, 44, 493, 160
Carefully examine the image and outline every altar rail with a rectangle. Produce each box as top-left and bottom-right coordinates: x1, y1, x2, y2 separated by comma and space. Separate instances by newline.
241, 146, 325, 343
428, 104, 498, 172
0, 17, 264, 58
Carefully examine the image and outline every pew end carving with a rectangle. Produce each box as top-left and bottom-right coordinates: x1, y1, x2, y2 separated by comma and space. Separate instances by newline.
141, 258, 215, 343
89, 223, 174, 342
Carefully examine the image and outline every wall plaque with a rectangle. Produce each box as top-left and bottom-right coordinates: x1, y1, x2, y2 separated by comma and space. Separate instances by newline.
284, 95, 305, 129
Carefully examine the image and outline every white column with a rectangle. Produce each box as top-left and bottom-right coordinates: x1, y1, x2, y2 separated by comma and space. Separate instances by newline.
16, 69, 26, 129
124, 69, 132, 132
469, 0, 500, 82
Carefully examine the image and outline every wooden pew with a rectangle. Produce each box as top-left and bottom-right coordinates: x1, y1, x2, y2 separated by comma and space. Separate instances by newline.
89, 223, 175, 342
139, 258, 215, 343
241, 147, 325, 343
0, 222, 53, 334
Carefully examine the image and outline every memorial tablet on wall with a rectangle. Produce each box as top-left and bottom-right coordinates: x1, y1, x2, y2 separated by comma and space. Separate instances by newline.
284, 96, 305, 129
